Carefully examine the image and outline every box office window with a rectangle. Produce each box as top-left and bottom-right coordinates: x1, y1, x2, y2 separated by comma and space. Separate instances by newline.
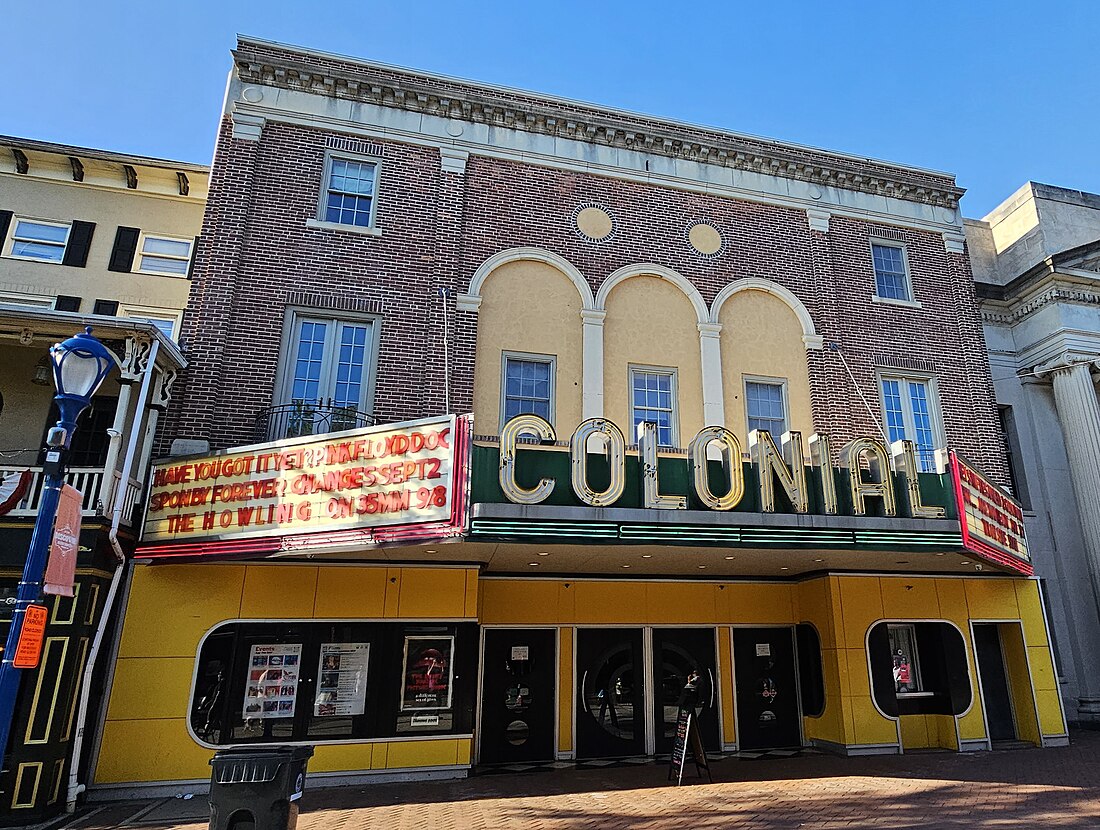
190, 620, 478, 746
867, 621, 971, 717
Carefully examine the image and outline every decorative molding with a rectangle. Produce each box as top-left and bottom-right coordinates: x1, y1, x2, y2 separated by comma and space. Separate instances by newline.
943, 232, 966, 254
122, 165, 138, 189
176, 171, 190, 196
710, 277, 820, 349
232, 40, 964, 210
231, 112, 265, 141
439, 147, 469, 175
468, 247, 594, 310
284, 289, 384, 315
455, 293, 482, 312
597, 263, 709, 324
11, 148, 28, 174
326, 134, 384, 157
806, 209, 831, 234
980, 281, 1100, 326
68, 157, 84, 182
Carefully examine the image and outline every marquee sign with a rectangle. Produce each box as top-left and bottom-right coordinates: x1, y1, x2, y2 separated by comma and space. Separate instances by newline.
948, 450, 1031, 575
143, 415, 464, 545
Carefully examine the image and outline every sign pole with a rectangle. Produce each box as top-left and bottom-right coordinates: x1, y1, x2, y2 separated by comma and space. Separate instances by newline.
0, 446, 66, 758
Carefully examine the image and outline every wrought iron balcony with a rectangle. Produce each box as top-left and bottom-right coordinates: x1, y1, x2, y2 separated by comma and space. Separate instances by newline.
254, 400, 378, 443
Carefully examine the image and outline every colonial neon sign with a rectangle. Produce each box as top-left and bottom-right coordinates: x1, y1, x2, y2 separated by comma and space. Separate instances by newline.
498, 415, 945, 519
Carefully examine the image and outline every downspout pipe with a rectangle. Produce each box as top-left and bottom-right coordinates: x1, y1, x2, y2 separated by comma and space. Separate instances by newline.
66, 340, 159, 812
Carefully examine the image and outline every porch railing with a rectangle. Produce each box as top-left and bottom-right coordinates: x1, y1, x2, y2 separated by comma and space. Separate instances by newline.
0, 465, 143, 526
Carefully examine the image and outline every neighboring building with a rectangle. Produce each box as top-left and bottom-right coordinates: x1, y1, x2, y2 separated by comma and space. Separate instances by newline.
968, 182, 1100, 728
94, 37, 1063, 799
0, 138, 203, 821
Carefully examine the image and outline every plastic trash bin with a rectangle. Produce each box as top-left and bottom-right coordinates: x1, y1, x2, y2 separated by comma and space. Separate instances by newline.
208, 746, 314, 830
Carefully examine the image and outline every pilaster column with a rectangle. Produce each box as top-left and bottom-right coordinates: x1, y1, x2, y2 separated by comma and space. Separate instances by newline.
698, 322, 724, 426
1048, 358, 1100, 610
580, 309, 605, 420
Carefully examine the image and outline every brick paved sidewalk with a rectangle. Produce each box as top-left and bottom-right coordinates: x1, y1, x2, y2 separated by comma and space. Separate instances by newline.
69, 730, 1100, 830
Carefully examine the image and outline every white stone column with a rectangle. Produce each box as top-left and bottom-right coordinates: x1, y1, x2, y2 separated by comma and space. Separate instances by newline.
698, 322, 725, 426
580, 309, 605, 420
1049, 359, 1100, 615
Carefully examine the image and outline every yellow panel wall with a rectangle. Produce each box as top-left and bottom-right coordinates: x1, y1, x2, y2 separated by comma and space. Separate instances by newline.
97, 564, 477, 785
1000, 623, 1041, 745
558, 628, 574, 754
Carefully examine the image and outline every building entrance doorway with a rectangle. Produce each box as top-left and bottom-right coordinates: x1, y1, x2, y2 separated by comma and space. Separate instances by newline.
973, 623, 1017, 742
732, 627, 802, 750
479, 628, 557, 764
575, 627, 720, 760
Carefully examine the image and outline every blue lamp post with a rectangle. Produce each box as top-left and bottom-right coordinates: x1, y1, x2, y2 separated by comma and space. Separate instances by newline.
0, 328, 116, 761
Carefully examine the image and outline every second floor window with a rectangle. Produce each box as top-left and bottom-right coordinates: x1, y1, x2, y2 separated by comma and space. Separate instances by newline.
872, 243, 911, 301
631, 368, 677, 448
501, 354, 554, 428
136, 234, 193, 276
277, 315, 377, 438
881, 375, 940, 472
8, 219, 70, 263
745, 379, 787, 436
323, 157, 378, 228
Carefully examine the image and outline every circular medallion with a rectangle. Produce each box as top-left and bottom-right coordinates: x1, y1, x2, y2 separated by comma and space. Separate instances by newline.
688, 222, 723, 257
574, 205, 614, 242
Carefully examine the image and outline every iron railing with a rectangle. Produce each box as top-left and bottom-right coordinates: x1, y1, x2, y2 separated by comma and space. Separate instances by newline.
254, 400, 378, 443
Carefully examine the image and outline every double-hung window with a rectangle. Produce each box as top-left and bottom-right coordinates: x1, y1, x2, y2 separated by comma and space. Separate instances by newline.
6, 218, 70, 263
631, 368, 677, 448
136, 234, 193, 276
871, 242, 911, 302
501, 354, 554, 428
322, 156, 378, 228
276, 314, 378, 439
880, 374, 940, 472
745, 379, 787, 437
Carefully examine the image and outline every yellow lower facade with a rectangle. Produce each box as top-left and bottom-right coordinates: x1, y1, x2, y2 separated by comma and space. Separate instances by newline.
94, 562, 1067, 789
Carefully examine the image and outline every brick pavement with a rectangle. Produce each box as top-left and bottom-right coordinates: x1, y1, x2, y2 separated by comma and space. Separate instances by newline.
71, 730, 1100, 830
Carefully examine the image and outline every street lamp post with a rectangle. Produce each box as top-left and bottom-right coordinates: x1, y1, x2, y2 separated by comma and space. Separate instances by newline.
0, 328, 116, 761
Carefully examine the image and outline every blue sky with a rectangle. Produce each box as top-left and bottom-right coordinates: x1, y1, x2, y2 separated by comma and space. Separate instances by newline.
2, 1, 1097, 218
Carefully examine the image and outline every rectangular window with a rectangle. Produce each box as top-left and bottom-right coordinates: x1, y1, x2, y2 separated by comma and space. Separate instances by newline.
275, 313, 378, 439
880, 375, 941, 473
745, 379, 787, 436
998, 405, 1030, 508
871, 242, 911, 301
501, 354, 554, 427
323, 157, 378, 228
135, 234, 193, 276
631, 368, 677, 447
6, 219, 70, 263
887, 623, 924, 695
120, 306, 180, 341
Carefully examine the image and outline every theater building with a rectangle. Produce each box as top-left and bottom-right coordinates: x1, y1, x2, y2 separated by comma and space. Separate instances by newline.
91, 37, 1064, 798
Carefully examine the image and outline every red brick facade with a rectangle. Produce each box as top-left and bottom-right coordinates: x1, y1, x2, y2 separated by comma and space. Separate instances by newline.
164, 46, 1008, 486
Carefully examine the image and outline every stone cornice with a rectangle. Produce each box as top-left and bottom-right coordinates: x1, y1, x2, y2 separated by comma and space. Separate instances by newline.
979, 271, 1100, 325
233, 38, 964, 210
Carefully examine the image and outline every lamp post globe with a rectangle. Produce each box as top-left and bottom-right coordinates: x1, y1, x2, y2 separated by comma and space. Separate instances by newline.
50, 326, 117, 443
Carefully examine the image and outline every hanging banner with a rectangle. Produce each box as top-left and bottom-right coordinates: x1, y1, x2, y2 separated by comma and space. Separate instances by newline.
143, 415, 460, 544
243, 644, 302, 719
400, 636, 454, 711
44, 484, 82, 597
314, 643, 370, 717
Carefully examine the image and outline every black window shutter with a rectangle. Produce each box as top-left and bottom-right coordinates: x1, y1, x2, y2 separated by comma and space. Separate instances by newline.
62, 220, 96, 267
54, 296, 81, 312
0, 211, 12, 247
107, 226, 140, 272
93, 299, 120, 316
186, 235, 200, 280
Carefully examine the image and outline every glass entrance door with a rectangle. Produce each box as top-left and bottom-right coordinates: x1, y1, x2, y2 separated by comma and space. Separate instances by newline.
732, 627, 802, 750
576, 628, 645, 759
652, 628, 720, 755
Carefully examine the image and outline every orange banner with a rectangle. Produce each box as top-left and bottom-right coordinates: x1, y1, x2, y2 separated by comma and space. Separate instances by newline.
44, 484, 82, 597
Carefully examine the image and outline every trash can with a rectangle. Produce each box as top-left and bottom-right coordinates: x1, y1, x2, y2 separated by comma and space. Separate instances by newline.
209, 746, 314, 830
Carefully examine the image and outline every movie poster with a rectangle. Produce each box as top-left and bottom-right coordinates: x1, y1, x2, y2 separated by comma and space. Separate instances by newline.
314, 643, 370, 717
400, 636, 454, 711
242, 643, 302, 719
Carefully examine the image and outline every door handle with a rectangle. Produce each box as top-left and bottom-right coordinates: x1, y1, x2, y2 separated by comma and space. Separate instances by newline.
708, 669, 715, 709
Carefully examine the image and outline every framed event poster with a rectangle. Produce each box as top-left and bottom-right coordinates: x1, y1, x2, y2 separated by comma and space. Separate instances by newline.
314, 643, 370, 717
400, 635, 454, 711
243, 643, 303, 719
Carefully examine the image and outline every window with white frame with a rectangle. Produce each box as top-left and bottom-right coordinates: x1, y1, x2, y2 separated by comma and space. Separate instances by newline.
119, 306, 180, 341
5, 218, 70, 263
277, 314, 378, 439
745, 378, 787, 437
501, 353, 554, 427
871, 242, 911, 301
887, 623, 923, 694
630, 368, 677, 447
136, 234, 193, 276
321, 156, 379, 228
880, 374, 941, 472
